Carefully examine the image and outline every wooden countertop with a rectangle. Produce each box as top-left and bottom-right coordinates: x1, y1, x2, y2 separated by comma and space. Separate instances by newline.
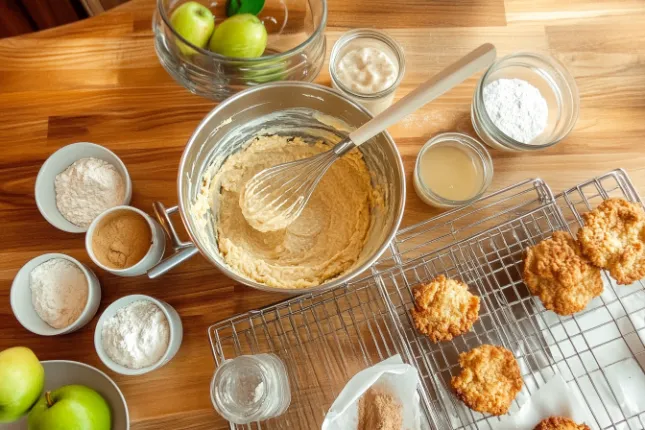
1, 0, 644, 428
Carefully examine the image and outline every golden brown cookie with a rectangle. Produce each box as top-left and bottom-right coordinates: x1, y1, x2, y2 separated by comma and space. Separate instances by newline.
451, 344, 523, 415
534, 416, 590, 430
577, 198, 645, 285
523, 231, 603, 315
410, 275, 480, 342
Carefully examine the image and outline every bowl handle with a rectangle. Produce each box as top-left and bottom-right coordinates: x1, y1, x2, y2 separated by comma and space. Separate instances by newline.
147, 202, 199, 279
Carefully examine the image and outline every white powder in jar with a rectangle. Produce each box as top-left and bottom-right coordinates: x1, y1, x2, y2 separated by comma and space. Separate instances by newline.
483, 78, 549, 144
30, 258, 88, 329
55, 157, 126, 228
101, 300, 170, 369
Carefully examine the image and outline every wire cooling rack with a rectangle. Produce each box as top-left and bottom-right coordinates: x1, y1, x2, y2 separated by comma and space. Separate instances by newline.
209, 169, 645, 430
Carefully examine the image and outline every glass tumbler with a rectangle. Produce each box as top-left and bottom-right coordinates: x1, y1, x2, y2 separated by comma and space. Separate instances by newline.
211, 353, 291, 424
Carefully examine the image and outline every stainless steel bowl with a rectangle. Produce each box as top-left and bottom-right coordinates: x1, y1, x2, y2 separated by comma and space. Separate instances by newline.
149, 82, 405, 294
152, 0, 327, 100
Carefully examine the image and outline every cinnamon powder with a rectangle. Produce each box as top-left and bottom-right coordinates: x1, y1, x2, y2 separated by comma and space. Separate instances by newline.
357, 385, 403, 430
92, 209, 152, 269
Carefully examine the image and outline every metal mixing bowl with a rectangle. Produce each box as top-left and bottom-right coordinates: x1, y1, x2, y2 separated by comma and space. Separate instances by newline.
154, 82, 405, 294
152, 0, 327, 100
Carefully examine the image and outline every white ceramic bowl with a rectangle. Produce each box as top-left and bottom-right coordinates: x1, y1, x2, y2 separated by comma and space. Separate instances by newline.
10, 253, 101, 336
94, 294, 183, 376
35, 142, 133, 233
85, 206, 166, 277
4, 360, 129, 430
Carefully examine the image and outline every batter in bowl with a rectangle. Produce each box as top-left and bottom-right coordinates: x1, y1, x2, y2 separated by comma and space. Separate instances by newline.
211, 134, 376, 289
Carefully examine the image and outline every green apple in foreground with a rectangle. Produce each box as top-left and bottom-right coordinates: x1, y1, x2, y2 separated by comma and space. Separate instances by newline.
28, 385, 111, 430
170, 1, 215, 55
209, 14, 268, 58
0, 346, 44, 422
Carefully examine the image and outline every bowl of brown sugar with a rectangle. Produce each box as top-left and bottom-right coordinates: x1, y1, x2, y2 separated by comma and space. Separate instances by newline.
86, 206, 166, 277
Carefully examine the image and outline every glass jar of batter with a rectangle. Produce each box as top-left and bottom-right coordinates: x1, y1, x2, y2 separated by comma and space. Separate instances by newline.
329, 29, 406, 114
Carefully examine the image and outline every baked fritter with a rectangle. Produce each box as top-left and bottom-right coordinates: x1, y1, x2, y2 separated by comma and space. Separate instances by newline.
451, 344, 523, 415
577, 198, 645, 285
523, 231, 603, 315
411, 275, 480, 342
534, 416, 590, 430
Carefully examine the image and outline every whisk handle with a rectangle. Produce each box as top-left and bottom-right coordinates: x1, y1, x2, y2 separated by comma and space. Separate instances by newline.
348, 43, 496, 147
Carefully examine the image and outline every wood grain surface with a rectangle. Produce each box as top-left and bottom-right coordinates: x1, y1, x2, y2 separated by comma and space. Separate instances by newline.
1, 0, 645, 428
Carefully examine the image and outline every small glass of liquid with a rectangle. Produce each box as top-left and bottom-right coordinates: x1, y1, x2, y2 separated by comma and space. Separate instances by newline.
413, 132, 493, 208
210, 353, 291, 424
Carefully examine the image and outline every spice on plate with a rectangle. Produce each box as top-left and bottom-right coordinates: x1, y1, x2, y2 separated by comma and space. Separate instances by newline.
55, 157, 126, 228
30, 258, 88, 329
357, 385, 403, 430
91, 209, 152, 269
483, 78, 548, 144
101, 300, 169, 369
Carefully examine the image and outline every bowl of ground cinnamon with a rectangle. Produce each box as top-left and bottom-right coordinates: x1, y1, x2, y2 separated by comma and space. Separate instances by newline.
86, 206, 166, 277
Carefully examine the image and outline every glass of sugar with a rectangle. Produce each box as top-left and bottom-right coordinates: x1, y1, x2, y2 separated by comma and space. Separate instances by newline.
210, 353, 291, 424
471, 52, 579, 152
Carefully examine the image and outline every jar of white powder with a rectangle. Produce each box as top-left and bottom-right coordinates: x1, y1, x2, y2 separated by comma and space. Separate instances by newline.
94, 294, 183, 375
471, 52, 579, 151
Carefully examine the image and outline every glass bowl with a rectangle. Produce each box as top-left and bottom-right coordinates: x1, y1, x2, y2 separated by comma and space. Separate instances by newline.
153, 0, 327, 100
471, 52, 579, 151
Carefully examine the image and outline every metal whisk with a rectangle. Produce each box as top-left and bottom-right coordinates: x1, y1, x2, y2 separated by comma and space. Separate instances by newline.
241, 44, 496, 232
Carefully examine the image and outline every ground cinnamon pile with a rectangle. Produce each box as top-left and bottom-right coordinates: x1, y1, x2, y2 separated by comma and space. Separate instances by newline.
357, 385, 403, 430
92, 209, 152, 269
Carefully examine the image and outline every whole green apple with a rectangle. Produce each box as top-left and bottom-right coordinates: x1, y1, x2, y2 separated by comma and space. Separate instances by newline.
28, 385, 111, 430
0, 346, 44, 423
171, 1, 215, 55
209, 14, 268, 58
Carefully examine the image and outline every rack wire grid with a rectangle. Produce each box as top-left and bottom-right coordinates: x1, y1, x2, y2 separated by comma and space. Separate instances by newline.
209, 169, 645, 430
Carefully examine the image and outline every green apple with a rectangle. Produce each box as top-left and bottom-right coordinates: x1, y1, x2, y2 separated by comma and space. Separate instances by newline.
244, 58, 287, 83
170, 1, 215, 55
209, 14, 268, 58
28, 385, 111, 430
0, 347, 44, 422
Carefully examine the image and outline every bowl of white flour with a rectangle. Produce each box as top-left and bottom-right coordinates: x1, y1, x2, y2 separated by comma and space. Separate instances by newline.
35, 142, 132, 233
94, 294, 183, 376
10, 253, 101, 336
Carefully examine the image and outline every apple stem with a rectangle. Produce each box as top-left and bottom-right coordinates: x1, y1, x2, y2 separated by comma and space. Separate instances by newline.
45, 391, 53, 408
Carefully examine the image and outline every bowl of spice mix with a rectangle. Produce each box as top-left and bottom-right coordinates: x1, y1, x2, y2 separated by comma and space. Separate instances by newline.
94, 294, 183, 376
10, 253, 101, 336
471, 52, 579, 151
35, 142, 132, 233
85, 206, 166, 277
